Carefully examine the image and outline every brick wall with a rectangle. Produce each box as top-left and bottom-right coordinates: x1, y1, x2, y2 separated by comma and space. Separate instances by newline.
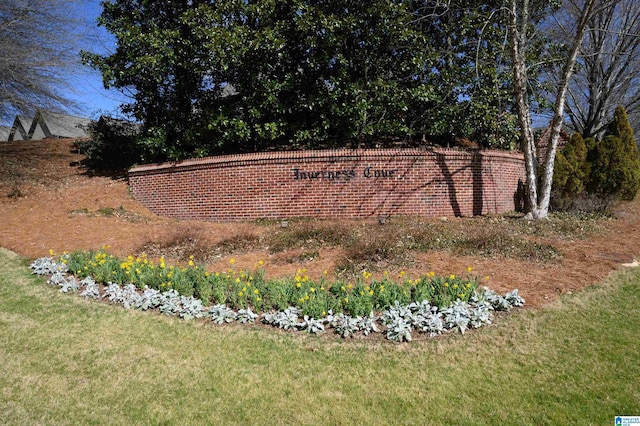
128, 148, 526, 221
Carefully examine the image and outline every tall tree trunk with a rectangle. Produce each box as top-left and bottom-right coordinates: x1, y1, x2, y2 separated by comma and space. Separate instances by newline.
508, 0, 597, 219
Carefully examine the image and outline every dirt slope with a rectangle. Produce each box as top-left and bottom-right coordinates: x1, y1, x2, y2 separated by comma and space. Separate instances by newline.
1, 138, 639, 308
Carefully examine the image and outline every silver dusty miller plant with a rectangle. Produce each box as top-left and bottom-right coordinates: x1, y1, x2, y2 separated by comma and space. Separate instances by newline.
262, 307, 300, 331
31, 257, 67, 275
408, 300, 444, 336
356, 312, 380, 336
79, 276, 100, 299
332, 313, 360, 338
237, 308, 258, 323
135, 287, 162, 311
442, 300, 471, 334
158, 289, 182, 315
209, 304, 237, 324
178, 296, 206, 320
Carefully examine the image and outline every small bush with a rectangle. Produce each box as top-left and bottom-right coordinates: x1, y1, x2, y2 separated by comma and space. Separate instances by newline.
75, 117, 141, 169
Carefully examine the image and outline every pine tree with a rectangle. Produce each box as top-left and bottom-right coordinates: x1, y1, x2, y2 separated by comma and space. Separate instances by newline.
553, 133, 589, 196
588, 107, 640, 200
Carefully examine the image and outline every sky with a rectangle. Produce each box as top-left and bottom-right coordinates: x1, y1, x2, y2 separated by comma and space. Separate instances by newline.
63, 0, 130, 120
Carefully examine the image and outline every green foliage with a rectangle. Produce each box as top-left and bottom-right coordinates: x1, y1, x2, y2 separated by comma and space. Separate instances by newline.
553, 133, 590, 196
75, 118, 142, 168
553, 107, 640, 207
588, 107, 640, 200
57, 248, 480, 318
83, 0, 522, 161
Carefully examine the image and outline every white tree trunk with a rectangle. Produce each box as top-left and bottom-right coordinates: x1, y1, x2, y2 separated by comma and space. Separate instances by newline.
508, 0, 597, 219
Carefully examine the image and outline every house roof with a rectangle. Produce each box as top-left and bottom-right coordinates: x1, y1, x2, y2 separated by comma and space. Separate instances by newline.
28, 110, 91, 140
0, 126, 9, 141
8, 115, 32, 141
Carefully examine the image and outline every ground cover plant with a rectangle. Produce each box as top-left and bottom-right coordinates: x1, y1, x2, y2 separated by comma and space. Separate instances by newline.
33, 249, 524, 342
2, 248, 639, 424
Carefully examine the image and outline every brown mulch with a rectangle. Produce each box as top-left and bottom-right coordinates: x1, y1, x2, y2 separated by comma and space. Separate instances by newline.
1, 138, 639, 309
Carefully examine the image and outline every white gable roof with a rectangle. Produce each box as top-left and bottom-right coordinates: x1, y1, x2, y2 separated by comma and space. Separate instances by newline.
0, 126, 9, 141
28, 110, 91, 140
8, 115, 32, 141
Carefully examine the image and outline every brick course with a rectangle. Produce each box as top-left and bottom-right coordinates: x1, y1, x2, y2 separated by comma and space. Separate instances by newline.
128, 148, 526, 221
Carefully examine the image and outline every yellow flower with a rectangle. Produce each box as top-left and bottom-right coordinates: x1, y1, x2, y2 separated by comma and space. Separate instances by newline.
238, 292, 243, 297
360, 291, 365, 296
323, 270, 328, 275
188, 260, 194, 266
347, 283, 353, 290
341, 286, 346, 291
369, 290, 374, 296
296, 283, 301, 288
466, 266, 473, 273
399, 271, 406, 278
453, 284, 458, 289
443, 282, 448, 287
310, 287, 315, 293
253, 289, 259, 294
258, 260, 264, 266
428, 271, 436, 277
344, 297, 349, 304
449, 274, 456, 280
484, 275, 490, 281
230, 258, 236, 265
322, 311, 327, 317
49, 249, 55, 256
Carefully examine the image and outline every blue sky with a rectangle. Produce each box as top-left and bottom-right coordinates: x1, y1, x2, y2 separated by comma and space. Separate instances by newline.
64, 0, 130, 120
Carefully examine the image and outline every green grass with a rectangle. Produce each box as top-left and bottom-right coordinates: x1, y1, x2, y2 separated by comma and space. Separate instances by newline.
1, 247, 638, 425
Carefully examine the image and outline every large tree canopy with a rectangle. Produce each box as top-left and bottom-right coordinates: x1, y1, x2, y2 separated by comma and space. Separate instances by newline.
0, 0, 84, 122
84, 0, 522, 161
549, 0, 640, 139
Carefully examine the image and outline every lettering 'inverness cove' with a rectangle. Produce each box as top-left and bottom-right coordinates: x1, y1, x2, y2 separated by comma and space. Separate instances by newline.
292, 167, 398, 181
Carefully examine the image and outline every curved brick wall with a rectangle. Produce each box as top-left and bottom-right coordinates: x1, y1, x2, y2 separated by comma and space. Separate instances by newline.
128, 148, 525, 221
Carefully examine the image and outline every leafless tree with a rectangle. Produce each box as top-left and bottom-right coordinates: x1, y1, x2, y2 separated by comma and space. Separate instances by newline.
540, 0, 640, 139
0, 0, 85, 123
563, 0, 640, 139
507, 0, 598, 219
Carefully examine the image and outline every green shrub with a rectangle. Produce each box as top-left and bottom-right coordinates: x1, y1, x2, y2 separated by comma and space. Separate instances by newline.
75, 117, 142, 169
553, 106, 640, 208
553, 133, 590, 197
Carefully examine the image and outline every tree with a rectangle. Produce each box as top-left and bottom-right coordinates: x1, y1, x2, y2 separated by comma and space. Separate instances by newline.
588, 106, 640, 199
85, 0, 526, 161
84, 0, 431, 160
507, 0, 598, 219
553, 132, 589, 196
0, 0, 84, 122
560, 0, 640, 139
409, 1, 521, 148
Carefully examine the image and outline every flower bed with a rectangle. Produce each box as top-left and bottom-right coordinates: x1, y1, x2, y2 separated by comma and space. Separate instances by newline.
31, 249, 525, 342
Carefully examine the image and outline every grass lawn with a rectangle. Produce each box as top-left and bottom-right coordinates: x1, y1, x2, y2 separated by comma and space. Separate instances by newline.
1, 247, 638, 425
